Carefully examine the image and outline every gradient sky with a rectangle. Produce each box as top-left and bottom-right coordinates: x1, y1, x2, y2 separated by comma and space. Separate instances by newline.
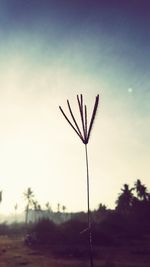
0, 0, 149, 215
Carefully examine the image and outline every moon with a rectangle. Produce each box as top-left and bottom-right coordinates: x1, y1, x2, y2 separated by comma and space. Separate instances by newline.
128, 88, 133, 93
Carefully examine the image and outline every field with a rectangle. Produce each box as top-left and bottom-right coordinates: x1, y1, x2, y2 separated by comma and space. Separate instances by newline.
0, 235, 150, 267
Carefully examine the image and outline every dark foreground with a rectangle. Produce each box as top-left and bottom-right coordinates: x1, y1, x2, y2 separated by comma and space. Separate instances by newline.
0, 236, 150, 267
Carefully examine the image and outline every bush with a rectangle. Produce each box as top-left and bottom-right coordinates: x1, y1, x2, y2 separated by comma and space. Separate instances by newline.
29, 219, 60, 245
60, 219, 88, 245
27, 218, 115, 247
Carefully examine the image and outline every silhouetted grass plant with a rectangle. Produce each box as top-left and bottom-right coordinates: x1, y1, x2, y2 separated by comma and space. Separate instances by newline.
59, 94, 99, 267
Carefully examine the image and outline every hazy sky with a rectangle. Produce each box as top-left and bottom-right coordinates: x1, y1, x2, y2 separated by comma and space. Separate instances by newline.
0, 0, 150, 214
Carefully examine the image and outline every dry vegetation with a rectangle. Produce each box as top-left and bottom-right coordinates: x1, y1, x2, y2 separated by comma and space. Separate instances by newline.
0, 235, 150, 267
1, 179, 150, 267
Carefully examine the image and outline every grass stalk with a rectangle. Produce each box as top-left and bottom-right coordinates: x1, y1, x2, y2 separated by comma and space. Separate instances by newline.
85, 144, 94, 267
59, 94, 99, 267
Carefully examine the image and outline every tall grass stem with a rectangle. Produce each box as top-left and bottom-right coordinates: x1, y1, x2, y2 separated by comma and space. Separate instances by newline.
85, 144, 94, 267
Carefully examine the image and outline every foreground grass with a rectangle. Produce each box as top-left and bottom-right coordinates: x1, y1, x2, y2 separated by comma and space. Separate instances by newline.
0, 235, 150, 267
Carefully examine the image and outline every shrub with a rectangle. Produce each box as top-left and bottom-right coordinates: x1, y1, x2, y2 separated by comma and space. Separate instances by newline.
29, 219, 60, 245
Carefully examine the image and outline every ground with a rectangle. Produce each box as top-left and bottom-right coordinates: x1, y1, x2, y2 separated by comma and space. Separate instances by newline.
0, 235, 150, 267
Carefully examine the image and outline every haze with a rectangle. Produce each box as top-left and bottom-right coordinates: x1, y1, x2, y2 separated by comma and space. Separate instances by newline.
0, 0, 149, 215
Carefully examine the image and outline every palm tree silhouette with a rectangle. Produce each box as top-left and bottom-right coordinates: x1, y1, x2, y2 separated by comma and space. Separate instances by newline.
135, 179, 148, 201
0, 191, 2, 204
14, 203, 18, 222
116, 184, 134, 214
62, 205, 66, 213
0, 191, 2, 216
33, 200, 42, 222
24, 187, 34, 224
45, 202, 52, 212
57, 203, 60, 213
98, 203, 107, 212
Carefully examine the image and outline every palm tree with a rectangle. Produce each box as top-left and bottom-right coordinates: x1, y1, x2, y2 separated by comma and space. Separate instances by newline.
98, 203, 107, 212
45, 202, 52, 219
0, 191, 2, 215
57, 203, 60, 213
62, 205, 66, 214
62, 205, 66, 213
116, 184, 134, 214
0, 191, 2, 203
45, 202, 52, 211
134, 179, 148, 201
24, 187, 34, 224
33, 200, 41, 222
14, 203, 18, 222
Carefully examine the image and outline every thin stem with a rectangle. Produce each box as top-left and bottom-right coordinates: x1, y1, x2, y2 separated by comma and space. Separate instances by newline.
84, 105, 88, 143
77, 95, 86, 142
87, 95, 99, 141
67, 100, 83, 139
59, 106, 84, 143
85, 144, 94, 267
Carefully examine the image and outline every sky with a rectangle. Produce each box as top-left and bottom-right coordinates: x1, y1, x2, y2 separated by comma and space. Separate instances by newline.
0, 0, 149, 215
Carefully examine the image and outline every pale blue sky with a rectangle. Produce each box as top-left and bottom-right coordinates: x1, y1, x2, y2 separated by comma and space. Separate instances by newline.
0, 0, 149, 214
